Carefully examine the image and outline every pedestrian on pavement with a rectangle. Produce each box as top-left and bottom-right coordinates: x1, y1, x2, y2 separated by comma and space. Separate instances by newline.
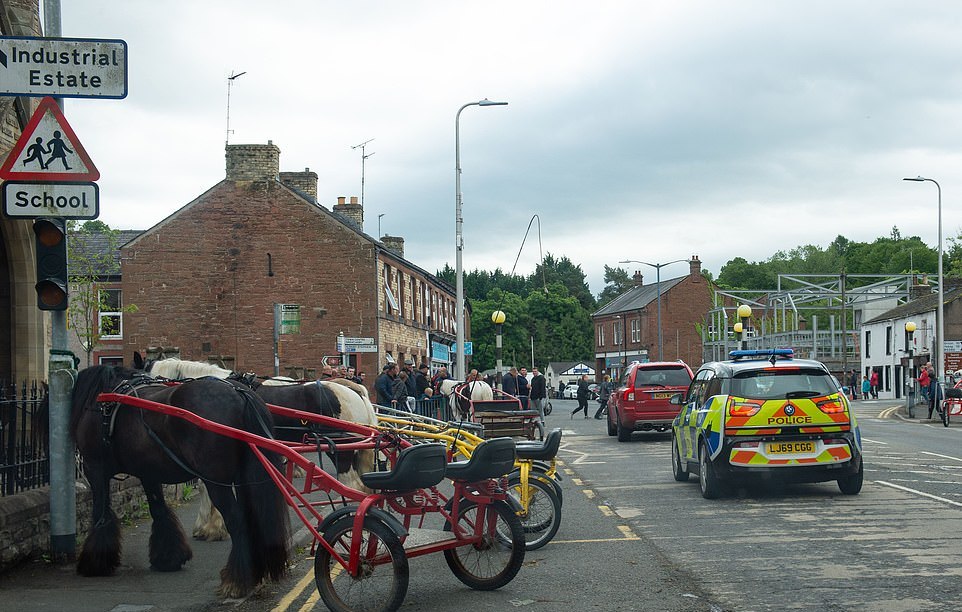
919, 365, 931, 403
861, 375, 871, 400
375, 363, 398, 407
571, 374, 591, 418
927, 362, 941, 419
415, 363, 430, 398
529, 366, 547, 425
848, 370, 859, 400
502, 367, 519, 396
517, 367, 530, 409
594, 374, 614, 419
870, 370, 879, 399
394, 370, 411, 411
432, 365, 451, 394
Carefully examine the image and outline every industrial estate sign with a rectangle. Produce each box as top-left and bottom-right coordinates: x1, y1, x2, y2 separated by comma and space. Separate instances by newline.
0, 36, 128, 99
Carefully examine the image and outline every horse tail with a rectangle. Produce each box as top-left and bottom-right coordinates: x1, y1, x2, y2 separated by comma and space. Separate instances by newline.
235, 389, 291, 584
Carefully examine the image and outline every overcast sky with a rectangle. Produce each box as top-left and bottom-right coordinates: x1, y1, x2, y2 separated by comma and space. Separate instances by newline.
53, 1, 962, 294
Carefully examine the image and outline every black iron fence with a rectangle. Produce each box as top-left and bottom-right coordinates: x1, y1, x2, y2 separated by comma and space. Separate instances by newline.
0, 381, 49, 496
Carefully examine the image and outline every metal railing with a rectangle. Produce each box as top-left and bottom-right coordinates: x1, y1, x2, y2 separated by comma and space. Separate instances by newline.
0, 381, 49, 496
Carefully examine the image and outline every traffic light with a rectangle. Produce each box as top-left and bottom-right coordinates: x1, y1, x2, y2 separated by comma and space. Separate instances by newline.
33, 218, 68, 310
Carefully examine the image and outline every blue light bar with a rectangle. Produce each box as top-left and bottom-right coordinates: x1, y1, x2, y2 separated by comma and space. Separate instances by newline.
729, 349, 794, 360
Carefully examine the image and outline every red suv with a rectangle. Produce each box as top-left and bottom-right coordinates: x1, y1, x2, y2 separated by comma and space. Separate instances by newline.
607, 361, 694, 441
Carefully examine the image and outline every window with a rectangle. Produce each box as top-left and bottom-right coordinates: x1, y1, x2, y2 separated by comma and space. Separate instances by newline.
630, 318, 641, 343
99, 288, 122, 339
885, 326, 892, 356
597, 324, 605, 347
613, 320, 623, 345
383, 265, 398, 313
864, 330, 871, 358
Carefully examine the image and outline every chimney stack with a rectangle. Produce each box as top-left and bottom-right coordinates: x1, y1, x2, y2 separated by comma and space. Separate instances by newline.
689, 255, 701, 280
226, 141, 280, 182
333, 195, 364, 231
633, 271, 644, 287
382, 235, 405, 258
280, 167, 318, 199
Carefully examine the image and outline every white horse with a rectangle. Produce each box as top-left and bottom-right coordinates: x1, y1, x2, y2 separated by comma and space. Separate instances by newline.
136, 355, 377, 540
439, 379, 494, 419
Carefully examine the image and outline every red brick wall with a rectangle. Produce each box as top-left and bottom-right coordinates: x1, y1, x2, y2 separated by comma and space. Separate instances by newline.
121, 180, 378, 377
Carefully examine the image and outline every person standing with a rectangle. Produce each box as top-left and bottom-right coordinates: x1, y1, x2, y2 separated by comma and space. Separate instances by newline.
415, 363, 430, 398
848, 370, 859, 401
375, 363, 398, 407
529, 367, 547, 425
571, 374, 590, 419
593, 374, 614, 419
432, 365, 450, 394
927, 362, 940, 419
558, 380, 565, 399
517, 367, 530, 409
861, 375, 871, 401
502, 367, 519, 396
918, 364, 931, 403
401, 359, 418, 411
869, 370, 879, 399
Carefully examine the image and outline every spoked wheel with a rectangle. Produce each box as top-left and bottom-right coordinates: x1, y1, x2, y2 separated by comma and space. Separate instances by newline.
443, 499, 525, 590
315, 516, 409, 612
506, 475, 562, 550
544, 401, 553, 416
942, 401, 951, 427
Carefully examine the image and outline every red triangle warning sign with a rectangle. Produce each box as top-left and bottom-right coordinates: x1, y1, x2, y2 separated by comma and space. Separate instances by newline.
0, 96, 99, 182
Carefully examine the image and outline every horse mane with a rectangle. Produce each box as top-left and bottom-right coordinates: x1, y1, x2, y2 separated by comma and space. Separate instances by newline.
148, 357, 234, 380
70, 364, 143, 439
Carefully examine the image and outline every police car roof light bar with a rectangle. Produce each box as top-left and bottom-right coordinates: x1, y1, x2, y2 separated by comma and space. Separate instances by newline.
729, 348, 794, 361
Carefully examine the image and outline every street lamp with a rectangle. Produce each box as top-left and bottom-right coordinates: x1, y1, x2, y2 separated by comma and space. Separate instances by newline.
492, 310, 506, 389
619, 258, 688, 361
455, 98, 508, 380
903, 176, 943, 384
905, 321, 917, 418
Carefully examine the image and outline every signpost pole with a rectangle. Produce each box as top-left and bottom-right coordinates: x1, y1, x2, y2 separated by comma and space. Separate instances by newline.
42, 0, 76, 562
273, 303, 280, 376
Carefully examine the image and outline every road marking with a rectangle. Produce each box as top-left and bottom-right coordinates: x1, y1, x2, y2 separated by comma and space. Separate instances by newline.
273, 565, 316, 612
875, 480, 962, 508
583, 488, 596, 499
861, 437, 887, 445
551, 535, 640, 544
921, 450, 962, 462
598, 504, 614, 517
878, 407, 899, 418
618, 525, 638, 539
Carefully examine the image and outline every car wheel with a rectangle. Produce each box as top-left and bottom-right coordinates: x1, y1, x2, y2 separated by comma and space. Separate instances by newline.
671, 434, 689, 482
606, 410, 617, 436
616, 417, 632, 442
699, 441, 722, 499
837, 459, 863, 495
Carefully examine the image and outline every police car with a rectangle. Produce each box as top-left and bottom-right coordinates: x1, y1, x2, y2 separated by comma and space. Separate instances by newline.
670, 349, 863, 499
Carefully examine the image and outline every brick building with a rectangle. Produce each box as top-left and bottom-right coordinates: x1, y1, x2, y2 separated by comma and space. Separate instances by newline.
592, 256, 713, 378
121, 142, 464, 385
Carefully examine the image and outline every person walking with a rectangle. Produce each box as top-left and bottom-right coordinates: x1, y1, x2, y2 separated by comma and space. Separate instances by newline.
861, 375, 871, 401
593, 374, 614, 419
571, 374, 591, 419
927, 362, 940, 419
918, 364, 931, 404
529, 366, 547, 425
375, 363, 398, 407
869, 370, 879, 399
502, 367, 519, 396
517, 367, 530, 409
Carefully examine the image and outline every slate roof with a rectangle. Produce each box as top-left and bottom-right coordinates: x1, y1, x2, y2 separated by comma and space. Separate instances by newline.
68, 229, 143, 278
865, 285, 962, 324
592, 275, 687, 317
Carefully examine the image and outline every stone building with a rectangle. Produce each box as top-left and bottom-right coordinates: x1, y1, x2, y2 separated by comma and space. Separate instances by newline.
121, 142, 464, 384
592, 256, 713, 378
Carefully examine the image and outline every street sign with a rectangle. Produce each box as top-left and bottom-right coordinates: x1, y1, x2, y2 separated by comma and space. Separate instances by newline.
463, 341, 473, 356
2, 181, 98, 219
279, 304, 300, 334
336, 336, 378, 353
0, 96, 99, 181
0, 36, 127, 99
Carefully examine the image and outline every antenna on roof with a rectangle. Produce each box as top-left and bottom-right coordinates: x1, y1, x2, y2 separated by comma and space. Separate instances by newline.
225, 70, 247, 146
352, 138, 375, 207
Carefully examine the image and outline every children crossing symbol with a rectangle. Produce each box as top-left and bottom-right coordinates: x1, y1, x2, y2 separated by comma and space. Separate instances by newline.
0, 96, 99, 181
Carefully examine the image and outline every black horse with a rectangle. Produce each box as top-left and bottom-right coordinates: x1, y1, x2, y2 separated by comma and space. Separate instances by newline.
70, 365, 290, 598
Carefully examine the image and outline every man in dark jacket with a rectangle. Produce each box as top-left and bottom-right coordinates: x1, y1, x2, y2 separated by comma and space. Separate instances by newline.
517, 367, 530, 409
375, 363, 398, 406
502, 367, 519, 396
571, 374, 591, 418
529, 366, 547, 424
415, 363, 430, 398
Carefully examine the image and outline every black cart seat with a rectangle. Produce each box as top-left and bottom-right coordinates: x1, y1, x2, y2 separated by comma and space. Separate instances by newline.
446, 437, 516, 482
360, 443, 447, 492
515, 428, 562, 461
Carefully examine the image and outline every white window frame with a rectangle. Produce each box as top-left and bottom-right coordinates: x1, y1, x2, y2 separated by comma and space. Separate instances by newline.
98, 288, 123, 339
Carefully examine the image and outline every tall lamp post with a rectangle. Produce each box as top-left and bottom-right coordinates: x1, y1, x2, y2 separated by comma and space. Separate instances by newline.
905, 321, 917, 418
455, 98, 508, 380
620, 258, 688, 361
903, 176, 943, 384
736, 304, 752, 350
492, 310, 506, 389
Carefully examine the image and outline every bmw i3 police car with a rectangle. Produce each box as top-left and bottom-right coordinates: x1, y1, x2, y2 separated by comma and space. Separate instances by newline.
670, 349, 863, 499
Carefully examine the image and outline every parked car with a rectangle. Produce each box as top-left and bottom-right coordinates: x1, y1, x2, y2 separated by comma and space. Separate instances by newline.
670, 348, 863, 499
562, 384, 578, 399
607, 360, 693, 441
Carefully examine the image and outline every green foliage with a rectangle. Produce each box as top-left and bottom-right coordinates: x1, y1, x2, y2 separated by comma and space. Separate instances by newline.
597, 265, 632, 308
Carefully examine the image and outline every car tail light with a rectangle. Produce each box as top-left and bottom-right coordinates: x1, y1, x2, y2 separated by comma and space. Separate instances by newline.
816, 398, 846, 414
727, 398, 762, 417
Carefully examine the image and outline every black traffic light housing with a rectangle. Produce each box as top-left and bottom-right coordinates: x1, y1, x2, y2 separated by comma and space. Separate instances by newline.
33, 218, 68, 310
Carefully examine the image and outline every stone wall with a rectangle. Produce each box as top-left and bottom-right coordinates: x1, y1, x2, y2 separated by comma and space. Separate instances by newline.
0, 478, 169, 572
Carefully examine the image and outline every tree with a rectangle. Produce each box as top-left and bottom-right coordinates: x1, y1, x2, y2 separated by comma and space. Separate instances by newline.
596, 265, 633, 307
531, 253, 595, 310
67, 221, 138, 366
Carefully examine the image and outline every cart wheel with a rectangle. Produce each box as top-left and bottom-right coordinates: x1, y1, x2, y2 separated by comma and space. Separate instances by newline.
544, 401, 553, 416
315, 515, 409, 612
442, 499, 525, 590
506, 475, 562, 550
943, 401, 951, 427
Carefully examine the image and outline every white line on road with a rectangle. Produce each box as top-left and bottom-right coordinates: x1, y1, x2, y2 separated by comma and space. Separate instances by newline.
921, 450, 962, 462
861, 437, 887, 444
875, 480, 962, 508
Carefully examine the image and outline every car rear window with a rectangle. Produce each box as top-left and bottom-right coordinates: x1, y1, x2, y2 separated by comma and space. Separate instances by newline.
634, 366, 692, 388
731, 368, 837, 400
